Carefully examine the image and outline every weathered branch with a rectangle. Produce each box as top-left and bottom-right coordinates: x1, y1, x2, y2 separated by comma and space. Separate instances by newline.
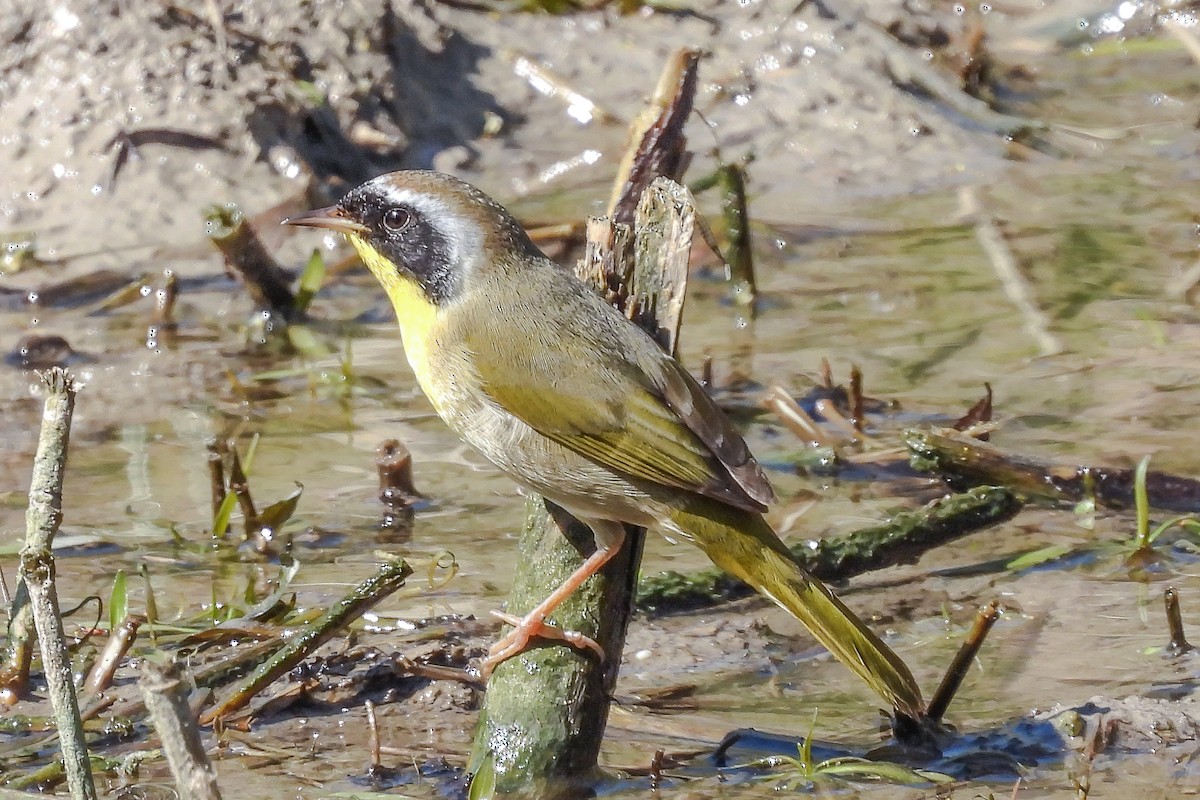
17, 368, 97, 800
141, 659, 224, 800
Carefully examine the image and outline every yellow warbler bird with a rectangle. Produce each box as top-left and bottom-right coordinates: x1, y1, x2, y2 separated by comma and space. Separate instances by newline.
286, 171, 924, 718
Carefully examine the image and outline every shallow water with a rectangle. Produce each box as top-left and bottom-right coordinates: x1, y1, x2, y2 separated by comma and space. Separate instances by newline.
3, 24, 1200, 800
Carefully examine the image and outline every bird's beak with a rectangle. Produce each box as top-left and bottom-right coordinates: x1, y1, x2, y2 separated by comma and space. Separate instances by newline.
282, 206, 369, 235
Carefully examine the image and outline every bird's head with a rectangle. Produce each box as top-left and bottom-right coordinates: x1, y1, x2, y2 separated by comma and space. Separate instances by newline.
285, 170, 536, 308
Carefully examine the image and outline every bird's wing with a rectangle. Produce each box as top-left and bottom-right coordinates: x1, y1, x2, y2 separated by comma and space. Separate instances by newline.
466, 293, 774, 513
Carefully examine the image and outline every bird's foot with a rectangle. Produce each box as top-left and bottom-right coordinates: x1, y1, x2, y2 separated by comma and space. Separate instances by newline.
478, 610, 605, 680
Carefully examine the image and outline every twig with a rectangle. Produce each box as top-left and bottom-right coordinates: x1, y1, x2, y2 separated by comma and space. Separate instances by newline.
907, 427, 1200, 512
1164, 587, 1193, 655
761, 386, 838, 448
718, 163, 757, 310
927, 601, 1001, 722
855, 15, 1043, 140
205, 439, 227, 523
140, 659, 224, 800
365, 699, 381, 773
959, 187, 1062, 356
83, 614, 145, 695
200, 558, 413, 725
206, 203, 297, 320
18, 368, 97, 800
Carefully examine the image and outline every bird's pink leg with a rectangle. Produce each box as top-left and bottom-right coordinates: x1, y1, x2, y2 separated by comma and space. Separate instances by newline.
480, 525, 625, 679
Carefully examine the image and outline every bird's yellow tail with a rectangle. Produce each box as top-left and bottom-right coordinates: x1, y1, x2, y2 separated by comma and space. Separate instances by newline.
666, 499, 925, 720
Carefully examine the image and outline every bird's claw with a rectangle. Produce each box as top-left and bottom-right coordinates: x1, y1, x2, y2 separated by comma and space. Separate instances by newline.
478, 609, 605, 680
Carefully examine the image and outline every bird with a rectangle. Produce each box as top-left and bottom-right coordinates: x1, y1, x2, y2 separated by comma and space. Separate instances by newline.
284, 170, 924, 719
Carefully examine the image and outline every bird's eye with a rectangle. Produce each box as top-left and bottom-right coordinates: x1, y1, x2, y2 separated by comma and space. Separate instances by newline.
383, 207, 411, 233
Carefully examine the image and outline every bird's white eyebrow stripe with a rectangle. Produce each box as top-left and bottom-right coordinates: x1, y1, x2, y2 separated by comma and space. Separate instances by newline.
373, 183, 484, 283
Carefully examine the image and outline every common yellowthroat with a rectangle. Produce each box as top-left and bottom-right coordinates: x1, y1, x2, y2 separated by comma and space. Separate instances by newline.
285, 171, 924, 718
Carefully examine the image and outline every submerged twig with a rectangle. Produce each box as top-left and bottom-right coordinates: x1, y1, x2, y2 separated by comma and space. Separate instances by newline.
0, 788, 59, 799
140, 659, 224, 800
927, 601, 1001, 722
1164, 17, 1200, 67
857, 15, 1043, 140
959, 187, 1062, 357
18, 369, 97, 800
507, 50, 619, 126
200, 559, 412, 725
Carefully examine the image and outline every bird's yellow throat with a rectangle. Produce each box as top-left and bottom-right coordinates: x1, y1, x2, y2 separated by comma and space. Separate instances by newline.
348, 233, 441, 390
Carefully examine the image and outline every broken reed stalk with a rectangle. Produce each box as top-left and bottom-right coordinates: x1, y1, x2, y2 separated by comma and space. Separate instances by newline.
365, 699, 382, 773
1164, 587, 1193, 655
927, 601, 1001, 723
140, 659, 224, 800
206, 203, 297, 320
469, 46, 699, 797
906, 427, 1200, 513
17, 368, 97, 800
205, 439, 226, 520
83, 614, 145, 695
376, 438, 421, 508
468, 180, 695, 797
717, 162, 756, 310
605, 47, 698, 227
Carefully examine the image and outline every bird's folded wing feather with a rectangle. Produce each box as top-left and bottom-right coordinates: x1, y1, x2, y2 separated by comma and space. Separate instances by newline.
467, 313, 773, 513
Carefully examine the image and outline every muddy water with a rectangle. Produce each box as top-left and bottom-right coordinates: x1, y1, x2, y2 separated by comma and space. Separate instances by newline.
3, 28, 1200, 800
